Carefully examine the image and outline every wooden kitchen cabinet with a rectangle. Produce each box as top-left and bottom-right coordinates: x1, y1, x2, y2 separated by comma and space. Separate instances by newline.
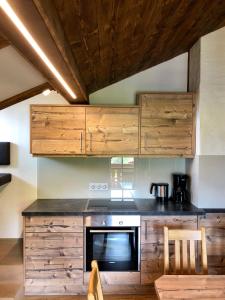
139, 93, 195, 156
86, 106, 139, 155
140, 215, 198, 284
31, 105, 85, 155
24, 216, 84, 295
198, 213, 225, 275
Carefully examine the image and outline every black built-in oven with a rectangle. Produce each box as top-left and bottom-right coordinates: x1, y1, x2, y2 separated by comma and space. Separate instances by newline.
85, 215, 140, 272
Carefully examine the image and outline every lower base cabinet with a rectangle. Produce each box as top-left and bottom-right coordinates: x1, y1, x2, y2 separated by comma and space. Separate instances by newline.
140, 216, 198, 284
24, 216, 84, 295
198, 213, 225, 275
23, 214, 225, 295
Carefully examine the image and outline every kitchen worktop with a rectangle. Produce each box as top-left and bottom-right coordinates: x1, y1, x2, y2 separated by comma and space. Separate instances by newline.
22, 198, 205, 216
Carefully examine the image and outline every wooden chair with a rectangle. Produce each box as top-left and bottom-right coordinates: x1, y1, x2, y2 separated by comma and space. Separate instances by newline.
87, 260, 104, 300
164, 226, 208, 275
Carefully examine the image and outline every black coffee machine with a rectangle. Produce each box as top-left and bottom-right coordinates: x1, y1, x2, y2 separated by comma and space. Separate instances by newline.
172, 174, 189, 203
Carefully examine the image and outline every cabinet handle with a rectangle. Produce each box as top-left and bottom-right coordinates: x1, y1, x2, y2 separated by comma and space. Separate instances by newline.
80, 132, 83, 152
90, 132, 92, 152
145, 220, 148, 240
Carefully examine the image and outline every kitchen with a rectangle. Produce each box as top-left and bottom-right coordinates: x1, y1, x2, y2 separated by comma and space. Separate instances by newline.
0, 1, 225, 299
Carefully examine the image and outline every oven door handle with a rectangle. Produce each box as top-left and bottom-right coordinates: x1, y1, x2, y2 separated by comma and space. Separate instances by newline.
89, 229, 135, 233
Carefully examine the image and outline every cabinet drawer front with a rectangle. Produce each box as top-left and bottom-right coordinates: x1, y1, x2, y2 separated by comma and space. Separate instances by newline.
25, 269, 83, 284
25, 216, 83, 233
26, 256, 83, 270
25, 232, 83, 250
141, 216, 197, 244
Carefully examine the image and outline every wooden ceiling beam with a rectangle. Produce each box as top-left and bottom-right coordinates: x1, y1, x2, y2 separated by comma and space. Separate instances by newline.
0, 82, 53, 110
0, 0, 88, 103
33, 0, 88, 103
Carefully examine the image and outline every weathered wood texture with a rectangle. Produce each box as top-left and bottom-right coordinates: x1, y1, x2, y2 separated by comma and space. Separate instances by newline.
86, 107, 139, 155
198, 213, 225, 275
31, 105, 86, 155
139, 93, 195, 157
155, 275, 225, 300
24, 216, 84, 295
140, 216, 197, 284
54, 0, 225, 94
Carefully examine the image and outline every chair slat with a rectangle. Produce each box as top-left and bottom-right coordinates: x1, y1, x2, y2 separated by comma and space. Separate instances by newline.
201, 227, 208, 274
175, 240, 180, 274
182, 240, 188, 273
164, 227, 169, 274
189, 240, 196, 274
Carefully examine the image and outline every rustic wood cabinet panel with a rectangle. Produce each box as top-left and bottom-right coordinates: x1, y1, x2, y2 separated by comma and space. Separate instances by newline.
139, 93, 195, 156
198, 213, 225, 275
31, 105, 86, 155
140, 216, 197, 284
86, 106, 139, 155
24, 216, 84, 295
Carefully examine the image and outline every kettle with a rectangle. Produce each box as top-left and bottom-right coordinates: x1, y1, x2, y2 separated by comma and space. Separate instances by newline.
150, 183, 169, 201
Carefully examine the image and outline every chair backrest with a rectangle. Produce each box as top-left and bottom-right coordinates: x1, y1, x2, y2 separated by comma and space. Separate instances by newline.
87, 260, 104, 300
164, 226, 208, 275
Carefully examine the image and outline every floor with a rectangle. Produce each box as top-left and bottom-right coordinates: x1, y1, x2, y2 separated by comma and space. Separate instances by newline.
0, 239, 157, 300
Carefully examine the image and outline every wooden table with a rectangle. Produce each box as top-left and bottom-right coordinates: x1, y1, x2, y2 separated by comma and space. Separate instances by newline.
155, 275, 225, 299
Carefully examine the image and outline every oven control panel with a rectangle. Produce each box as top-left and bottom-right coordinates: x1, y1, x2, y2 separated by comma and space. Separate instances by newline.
84, 215, 140, 227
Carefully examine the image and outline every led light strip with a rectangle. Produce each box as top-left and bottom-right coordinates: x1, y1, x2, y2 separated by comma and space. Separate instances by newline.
0, 0, 77, 99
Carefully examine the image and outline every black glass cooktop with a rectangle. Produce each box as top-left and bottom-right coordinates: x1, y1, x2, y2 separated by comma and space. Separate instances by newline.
87, 199, 137, 211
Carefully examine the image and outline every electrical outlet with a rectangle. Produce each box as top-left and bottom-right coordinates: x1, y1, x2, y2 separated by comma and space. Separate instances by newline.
89, 183, 108, 191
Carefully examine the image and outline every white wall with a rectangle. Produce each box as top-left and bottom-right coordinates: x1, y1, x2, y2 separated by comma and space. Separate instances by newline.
90, 53, 188, 105
0, 92, 66, 238
187, 26, 225, 208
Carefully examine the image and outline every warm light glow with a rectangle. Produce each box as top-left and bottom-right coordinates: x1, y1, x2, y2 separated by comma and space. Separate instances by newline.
42, 89, 51, 96
0, 0, 77, 99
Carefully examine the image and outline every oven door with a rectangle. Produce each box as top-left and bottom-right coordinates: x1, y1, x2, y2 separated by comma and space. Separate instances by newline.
86, 226, 139, 271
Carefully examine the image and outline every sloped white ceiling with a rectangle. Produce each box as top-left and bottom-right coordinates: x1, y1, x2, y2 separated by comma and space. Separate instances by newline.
0, 46, 46, 101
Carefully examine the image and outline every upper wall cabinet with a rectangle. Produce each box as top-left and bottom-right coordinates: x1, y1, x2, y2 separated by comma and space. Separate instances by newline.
86, 107, 139, 155
31, 105, 85, 155
139, 93, 195, 157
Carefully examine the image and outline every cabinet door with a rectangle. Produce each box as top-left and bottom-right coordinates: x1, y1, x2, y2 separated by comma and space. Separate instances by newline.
86, 107, 139, 155
31, 105, 85, 155
24, 216, 84, 295
198, 213, 225, 275
139, 93, 195, 156
140, 215, 197, 284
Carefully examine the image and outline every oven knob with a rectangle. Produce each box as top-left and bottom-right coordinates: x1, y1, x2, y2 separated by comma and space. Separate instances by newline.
119, 221, 123, 225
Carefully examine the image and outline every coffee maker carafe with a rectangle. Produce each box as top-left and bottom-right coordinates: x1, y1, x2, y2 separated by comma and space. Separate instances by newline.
150, 183, 169, 201
172, 174, 189, 203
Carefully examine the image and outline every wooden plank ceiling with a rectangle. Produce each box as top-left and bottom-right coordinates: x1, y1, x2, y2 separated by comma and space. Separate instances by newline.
54, 0, 225, 94
0, 0, 225, 108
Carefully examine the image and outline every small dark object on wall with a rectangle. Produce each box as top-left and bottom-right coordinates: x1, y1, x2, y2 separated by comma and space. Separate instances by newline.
0, 142, 10, 165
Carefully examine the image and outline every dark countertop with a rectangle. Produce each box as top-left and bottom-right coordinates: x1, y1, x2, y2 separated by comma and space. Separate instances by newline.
22, 198, 205, 216
0, 173, 12, 187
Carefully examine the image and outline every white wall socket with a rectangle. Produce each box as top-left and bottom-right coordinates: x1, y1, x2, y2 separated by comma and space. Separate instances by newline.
89, 183, 108, 191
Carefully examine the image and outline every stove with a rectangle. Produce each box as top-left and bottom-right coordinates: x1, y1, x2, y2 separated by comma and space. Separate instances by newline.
86, 199, 138, 211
